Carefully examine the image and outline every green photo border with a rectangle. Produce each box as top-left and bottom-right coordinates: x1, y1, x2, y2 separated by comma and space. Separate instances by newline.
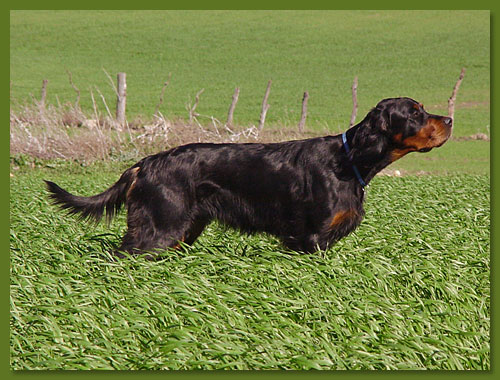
4, 1, 495, 378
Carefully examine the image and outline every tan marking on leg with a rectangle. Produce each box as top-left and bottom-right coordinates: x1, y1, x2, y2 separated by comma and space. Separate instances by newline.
171, 236, 185, 250
126, 167, 141, 199
329, 209, 358, 230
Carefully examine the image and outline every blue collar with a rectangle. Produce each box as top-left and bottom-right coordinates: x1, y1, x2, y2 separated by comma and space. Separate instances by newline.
342, 132, 367, 188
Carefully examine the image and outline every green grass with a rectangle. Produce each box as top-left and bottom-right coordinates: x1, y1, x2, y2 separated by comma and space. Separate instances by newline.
10, 10, 490, 135
10, 162, 490, 369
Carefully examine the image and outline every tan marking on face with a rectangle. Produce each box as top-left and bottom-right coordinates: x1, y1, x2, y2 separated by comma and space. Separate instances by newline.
412, 103, 424, 111
393, 133, 403, 143
390, 147, 413, 162
391, 117, 451, 162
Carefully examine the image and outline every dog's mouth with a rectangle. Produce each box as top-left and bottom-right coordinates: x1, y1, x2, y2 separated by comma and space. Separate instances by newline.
418, 147, 433, 153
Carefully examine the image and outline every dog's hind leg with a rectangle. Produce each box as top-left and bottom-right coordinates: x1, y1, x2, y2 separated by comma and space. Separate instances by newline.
115, 182, 194, 259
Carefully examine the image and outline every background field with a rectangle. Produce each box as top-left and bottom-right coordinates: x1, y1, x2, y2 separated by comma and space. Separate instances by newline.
9, 10, 490, 370
10, 10, 490, 132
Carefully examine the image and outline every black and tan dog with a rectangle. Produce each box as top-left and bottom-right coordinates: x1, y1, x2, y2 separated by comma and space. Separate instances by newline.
46, 97, 452, 258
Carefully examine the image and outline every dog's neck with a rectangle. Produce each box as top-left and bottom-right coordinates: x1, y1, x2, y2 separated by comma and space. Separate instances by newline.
341, 125, 395, 186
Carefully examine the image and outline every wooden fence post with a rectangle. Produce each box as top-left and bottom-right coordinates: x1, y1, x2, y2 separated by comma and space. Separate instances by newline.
188, 88, 205, 124
154, 73, 172, 116
40, 79, 48, 109
258, 80, 272, 131
349, 76, 358, 128
226, 87, 240, 126
116, 72, 127, 129
298, 91, 309, 132
66, 70, 81, 109
448, 67, 466, 120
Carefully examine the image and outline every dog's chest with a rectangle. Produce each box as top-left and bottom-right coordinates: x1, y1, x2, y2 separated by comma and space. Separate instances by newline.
323, 186, 365, 241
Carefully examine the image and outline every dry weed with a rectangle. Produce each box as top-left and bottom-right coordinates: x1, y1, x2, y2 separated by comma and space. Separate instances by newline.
10, 103, 323, 162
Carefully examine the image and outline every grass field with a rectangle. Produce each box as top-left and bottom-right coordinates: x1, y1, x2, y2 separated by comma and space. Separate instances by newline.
10, 10, 490, 134
10, 162, 489, 369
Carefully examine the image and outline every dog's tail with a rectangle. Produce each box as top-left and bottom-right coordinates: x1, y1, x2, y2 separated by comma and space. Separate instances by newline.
44, 166, 140, 223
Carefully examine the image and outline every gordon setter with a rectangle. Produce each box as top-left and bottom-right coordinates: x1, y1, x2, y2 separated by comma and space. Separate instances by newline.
45, 97, 452, 258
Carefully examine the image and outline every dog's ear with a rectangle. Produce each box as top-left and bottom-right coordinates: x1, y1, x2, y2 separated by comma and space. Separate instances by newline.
349, 106, 390, 164
370, 106, 390, 133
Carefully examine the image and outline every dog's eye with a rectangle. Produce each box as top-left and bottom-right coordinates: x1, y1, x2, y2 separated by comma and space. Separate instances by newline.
411, 110, 420, 118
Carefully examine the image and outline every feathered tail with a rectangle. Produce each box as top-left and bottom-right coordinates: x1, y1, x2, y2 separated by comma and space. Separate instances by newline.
44, 166, 140, 223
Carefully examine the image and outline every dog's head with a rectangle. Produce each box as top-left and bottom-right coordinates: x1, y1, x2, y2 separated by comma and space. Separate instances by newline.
351, 97, 453, 163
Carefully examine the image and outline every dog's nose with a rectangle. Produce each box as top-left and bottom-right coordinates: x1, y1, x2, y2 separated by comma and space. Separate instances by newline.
443, 117, 453, 126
